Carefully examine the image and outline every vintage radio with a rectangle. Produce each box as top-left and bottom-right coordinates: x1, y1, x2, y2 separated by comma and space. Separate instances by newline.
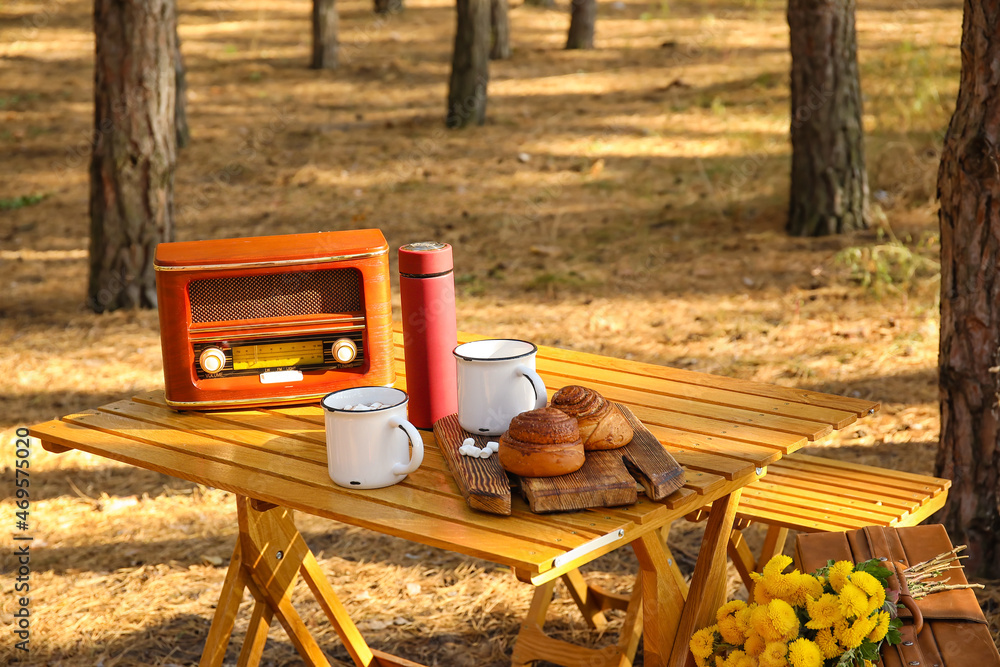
154, 229, 395, 410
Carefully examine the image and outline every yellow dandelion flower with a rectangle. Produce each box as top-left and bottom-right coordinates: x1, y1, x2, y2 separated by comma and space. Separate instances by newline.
744, 632, 767, 657
796, 573, 825, 604
753, 581, 775, 605
849, 571, 882, 597
762, 554, 794, 579
767, 574, 798, 601
690, 625, 719, 660
717, 599, 749, 624
827, 560, 854, 592
719, 614, 745, 646
838, 583, 869, 619
752, 599, 800, 642
735, 606, 754, 636
782, 572, 821, 608
724, 650, 756, 667
868, 610, 891, 643
832, 618, 849, 646
814, 628, 839, 660
836, 615, 876, 650
787, 638, 824, 667
849, 571, 887, 614
805, 593, 842, 630
770, 599, 801, 641
750, 605, 775, 641
758, 641, 788, 667
755, 554, 799, 602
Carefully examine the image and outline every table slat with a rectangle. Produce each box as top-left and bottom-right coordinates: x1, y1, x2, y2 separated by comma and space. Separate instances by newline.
772, 454, 951, 495
391, 366, 805, 459
391, 329, 881, 416
745, 478, 916, 515
529, 356, 856, 429
31, 418, 570, 573
391, 347, 836, 442
55, 411, 620, 556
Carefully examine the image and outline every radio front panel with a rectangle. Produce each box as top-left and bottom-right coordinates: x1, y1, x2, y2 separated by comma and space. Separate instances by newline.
154, 230, 395, 410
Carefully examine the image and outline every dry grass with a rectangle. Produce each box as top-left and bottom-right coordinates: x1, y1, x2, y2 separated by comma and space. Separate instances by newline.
1, 0, 996, 663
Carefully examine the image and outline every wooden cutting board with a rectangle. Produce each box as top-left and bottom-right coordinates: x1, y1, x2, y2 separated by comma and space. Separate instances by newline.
433, 404, 685, 515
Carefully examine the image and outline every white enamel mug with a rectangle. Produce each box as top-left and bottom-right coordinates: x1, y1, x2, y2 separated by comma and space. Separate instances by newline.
321, 386, 424, 489
453, 339, 548, 436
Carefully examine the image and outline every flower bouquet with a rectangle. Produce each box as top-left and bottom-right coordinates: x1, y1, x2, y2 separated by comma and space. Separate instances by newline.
689, 548, 983, 667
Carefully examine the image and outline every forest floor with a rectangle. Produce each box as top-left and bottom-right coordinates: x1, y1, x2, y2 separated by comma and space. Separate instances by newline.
1, 0, 996, 664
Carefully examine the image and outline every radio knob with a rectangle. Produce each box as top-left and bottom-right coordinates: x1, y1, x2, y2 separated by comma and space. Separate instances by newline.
198, 347, 227, 374
332, 338, 357, 364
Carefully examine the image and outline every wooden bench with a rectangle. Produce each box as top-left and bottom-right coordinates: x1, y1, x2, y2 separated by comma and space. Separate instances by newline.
687, 452, 952, 590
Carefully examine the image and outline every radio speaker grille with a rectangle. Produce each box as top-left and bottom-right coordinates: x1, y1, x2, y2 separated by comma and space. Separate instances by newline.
188, 269, 363, 323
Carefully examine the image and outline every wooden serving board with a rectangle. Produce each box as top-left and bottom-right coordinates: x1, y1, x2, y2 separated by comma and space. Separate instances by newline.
433, 404, 685, 515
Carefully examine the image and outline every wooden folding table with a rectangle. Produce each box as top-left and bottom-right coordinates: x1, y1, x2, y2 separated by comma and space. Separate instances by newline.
29, 331, 877, 667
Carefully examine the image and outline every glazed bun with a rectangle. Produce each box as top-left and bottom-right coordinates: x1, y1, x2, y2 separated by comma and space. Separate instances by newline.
498, 408, 585, 478
550, 385, 633, 450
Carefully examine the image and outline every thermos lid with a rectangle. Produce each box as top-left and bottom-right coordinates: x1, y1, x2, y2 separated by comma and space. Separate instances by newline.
398, 242, 453, 276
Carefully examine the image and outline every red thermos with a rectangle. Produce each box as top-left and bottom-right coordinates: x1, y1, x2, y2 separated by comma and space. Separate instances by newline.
398, 242, 459, 429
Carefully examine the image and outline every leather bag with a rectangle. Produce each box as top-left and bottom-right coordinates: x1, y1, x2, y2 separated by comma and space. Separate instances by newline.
794, 524, 1000, 667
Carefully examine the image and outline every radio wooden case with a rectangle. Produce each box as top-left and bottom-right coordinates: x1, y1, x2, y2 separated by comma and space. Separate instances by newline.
154, 229, 394, 410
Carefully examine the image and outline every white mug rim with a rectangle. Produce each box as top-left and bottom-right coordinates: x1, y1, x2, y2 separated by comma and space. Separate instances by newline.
321, 386, 408, 413
453, 338, 537, 363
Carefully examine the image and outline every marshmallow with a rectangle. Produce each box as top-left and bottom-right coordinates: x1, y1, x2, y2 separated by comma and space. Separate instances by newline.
477, 449, 492, 459
487, 441, 499, 451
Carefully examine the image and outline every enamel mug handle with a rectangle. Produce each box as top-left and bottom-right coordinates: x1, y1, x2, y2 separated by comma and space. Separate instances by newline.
516, 364, 548, 410
390, 417, 424, 476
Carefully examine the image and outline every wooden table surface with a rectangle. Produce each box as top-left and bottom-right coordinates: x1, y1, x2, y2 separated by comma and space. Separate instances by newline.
29, 330, 879, 666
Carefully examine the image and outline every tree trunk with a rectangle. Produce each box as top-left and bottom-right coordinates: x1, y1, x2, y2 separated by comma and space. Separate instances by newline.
175, 23, 189, 148
374, 0, 403, 13
785, 0, 869, 236
447, 0, 490, 128
566, 0, 595, 50
311, 0, 338, 69
935, 1, 1000, 579
88, 0, 176, 312
490, 0, 511, 60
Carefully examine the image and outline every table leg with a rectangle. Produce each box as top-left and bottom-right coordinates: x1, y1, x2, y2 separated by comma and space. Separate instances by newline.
200, 541, 252, 667
238, 496, 340, 666
236, 597, 273, 667
727, 530, 756, 595
665, 490, 742, 667
758, 525, 789, 570
561, 568, 610, 631
615, 570, 644, 661
198, 496, 426, 667
631, 532, 688, 667
510, 571, 641, 667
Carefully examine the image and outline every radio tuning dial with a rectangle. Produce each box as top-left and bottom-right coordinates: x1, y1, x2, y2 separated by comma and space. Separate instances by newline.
199, 347, 227, 374
332, 338, 358, 364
